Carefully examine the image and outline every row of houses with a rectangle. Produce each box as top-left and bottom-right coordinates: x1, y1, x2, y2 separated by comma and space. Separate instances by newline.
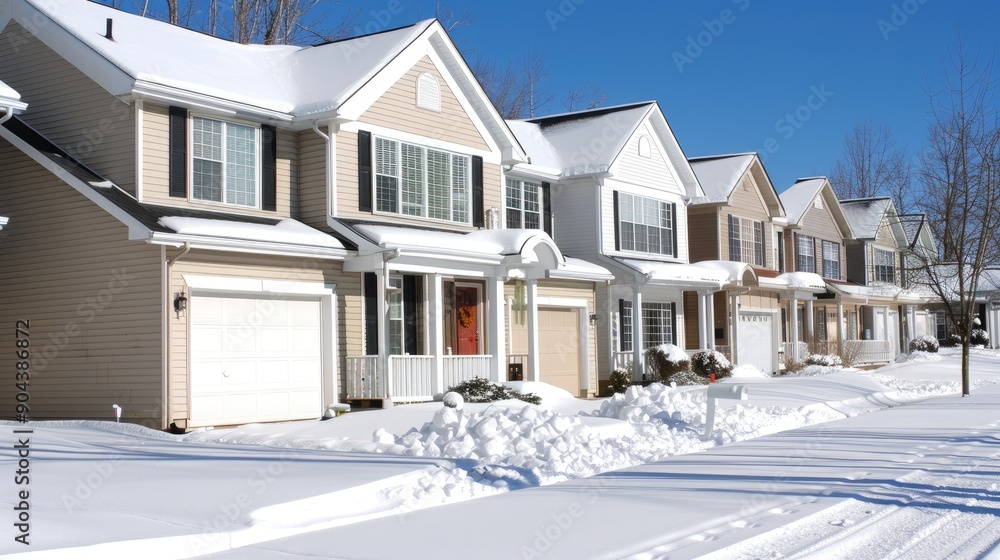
0, 0, 991, 430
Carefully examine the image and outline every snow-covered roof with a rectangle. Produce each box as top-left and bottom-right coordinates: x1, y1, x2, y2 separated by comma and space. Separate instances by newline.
839, 198, 893, 240
779, 178, 827, 226
611, 258, 730, 288
693, 260, 758, 286
13, 0, 429, 118
0, 77, 26, 111
158, 217, 344, 250
898, 214, 924, 246
826, 282, 926, 303
688, 154, 755, 202
548, 257, 615, 281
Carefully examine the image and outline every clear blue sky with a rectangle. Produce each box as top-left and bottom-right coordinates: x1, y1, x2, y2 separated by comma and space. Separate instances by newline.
350, 0, 998, 193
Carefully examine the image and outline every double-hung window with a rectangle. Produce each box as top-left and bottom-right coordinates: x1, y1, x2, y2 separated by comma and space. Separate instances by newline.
620, 301, 675, 351
506, 179, 541, 229
375, 137, 470, 224
797, 234, 815, 273
822, 240, 841, 280
618, 193, 674, 256
872, 247, 896, 284
192, 116, 259, 207
728, 215, 764, 266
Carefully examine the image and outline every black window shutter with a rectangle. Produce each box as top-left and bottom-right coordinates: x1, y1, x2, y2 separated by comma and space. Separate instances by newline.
618, 299, 626, 351
670, 302, 678, 345
671, 203, 678, 258
363, 272, 378, 355
542, 182, 553, 237
168, 106, 187, 198
261, 124, 277, 211
358, 130, 373, 212
792, 232, 798, 271
472, 156, 484, 227
727, 214, 736, 261
403, 275, 418, 355
613, 191, 621, 251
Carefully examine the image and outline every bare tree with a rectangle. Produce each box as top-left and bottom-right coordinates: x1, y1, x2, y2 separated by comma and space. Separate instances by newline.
830, 119, 914, 213
473, 52, 554, 119
562, 83, 606, 112
907, 40, 1000, 396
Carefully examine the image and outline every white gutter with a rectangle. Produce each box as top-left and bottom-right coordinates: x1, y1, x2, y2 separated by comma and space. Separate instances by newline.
148, 233, 347, 260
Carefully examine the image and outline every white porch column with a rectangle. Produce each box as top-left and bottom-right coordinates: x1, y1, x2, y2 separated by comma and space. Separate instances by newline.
705, 292, 716, 351
789, 296, 800, 362
805, 299, 815, 345
526, 279, 540, 382
632, 285, 644, 379
697, 292, 707, 350
376, 268, 391, 397
836, 300, 845, 355
488, 278, 506, 382
729, 291, 740, 364
428, 274, 444, 394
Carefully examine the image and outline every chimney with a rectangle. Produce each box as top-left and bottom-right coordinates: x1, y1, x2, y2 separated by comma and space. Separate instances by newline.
105, 18, 114, 41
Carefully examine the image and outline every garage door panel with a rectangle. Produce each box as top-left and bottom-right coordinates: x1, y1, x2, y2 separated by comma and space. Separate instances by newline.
538, 308, 582, 396
737, 312, 774, 374
191, 294, 324, 427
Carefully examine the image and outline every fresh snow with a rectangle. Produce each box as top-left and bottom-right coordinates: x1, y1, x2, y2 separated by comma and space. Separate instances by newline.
688, 153, 755, 202
6, 350, 1000, 558
158, 216, 344, 249
779, 177, 828, 225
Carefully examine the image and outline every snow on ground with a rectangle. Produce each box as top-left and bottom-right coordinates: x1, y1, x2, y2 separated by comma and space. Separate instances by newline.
5, 349, 1000, 558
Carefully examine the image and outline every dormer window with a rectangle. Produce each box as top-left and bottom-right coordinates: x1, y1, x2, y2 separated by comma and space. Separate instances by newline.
191, 116, 259, 208
416, 73, 441, 112
637, 136, 651, 158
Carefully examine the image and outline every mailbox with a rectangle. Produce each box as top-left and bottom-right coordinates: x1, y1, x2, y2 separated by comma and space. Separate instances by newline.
703, 383, 750, 440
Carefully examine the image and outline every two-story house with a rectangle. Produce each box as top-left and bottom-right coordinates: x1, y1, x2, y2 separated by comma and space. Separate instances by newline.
777, 178, 853, 362
0, 0, 607, 429
508, 103, 733, 385
686, 153, 793, 374
836, 197, 926, 362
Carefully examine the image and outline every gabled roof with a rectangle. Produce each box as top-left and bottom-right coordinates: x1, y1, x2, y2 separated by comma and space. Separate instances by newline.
898, 213, 938, 254
688, 152, 785, 217
4, 0, 526, 159
507, 102, 702, 196
779, 177, 853, 239
0, 116, 353, 255
839, 197, 895, 240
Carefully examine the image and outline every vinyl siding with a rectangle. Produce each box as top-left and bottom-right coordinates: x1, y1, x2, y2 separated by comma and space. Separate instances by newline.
611, 123, 679, 192
298, 127, 330, 230
602, 180, 689, 262
358, 56, 488, 150
687, 206, 720, 262
140, 103, 296, 217
550, 180, 599, 255
876, 218, 898, 248
167, 253, 358, 421
0, 22, 136, 194
0, 140, 161, 426
723, 175, 775, 269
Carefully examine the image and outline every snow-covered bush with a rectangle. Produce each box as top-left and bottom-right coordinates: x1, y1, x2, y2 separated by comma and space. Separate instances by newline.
644, 344, 690, 381
608, 369, 632, 394
941, 333, 962, 347
690, 350, 733, 379
971, 329, 990, 347
805, 354, 842, 367
667, 370, 709, 386
447, 377, 541, 405
909, 335, 940, 353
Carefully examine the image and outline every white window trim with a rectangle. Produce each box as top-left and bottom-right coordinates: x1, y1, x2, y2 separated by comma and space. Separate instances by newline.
373, 135, 473, 226
872, 245, 897, 285
730, 215, 764, 266
821, 239, 841, 280
797, 234, 816, 273
505, 178, 542, 230
617, 192, 675, 257
188, 114, 262, 210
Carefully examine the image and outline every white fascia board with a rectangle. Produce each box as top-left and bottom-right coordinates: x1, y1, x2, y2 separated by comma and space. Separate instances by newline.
0, 126, 153, 240
12, 1, 135, 96
131, 81, 295, 124
148, 233, 347, 260
183, 274, 336, 296
547, 268, 615, 282
505, 163, 562, 183
339, 120, 501, 164
1, 99, 28, 112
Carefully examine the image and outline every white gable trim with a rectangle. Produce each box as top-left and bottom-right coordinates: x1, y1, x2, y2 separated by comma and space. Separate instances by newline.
609, 106, 703, 199
338, 121, 500, 164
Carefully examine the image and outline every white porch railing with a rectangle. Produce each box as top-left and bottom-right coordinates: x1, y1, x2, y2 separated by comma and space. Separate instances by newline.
780, 342, 809, 363
444, 355, 493, 389
715, 346, 731, 361
346, 354, 494, 402
846, 340, 893, 364
611, 351, 657, 382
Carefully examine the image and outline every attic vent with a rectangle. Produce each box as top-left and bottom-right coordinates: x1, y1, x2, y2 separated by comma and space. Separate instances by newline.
416, 73, 440, 112
637, 136, 651, 158
814, 196, 824, 210
105, 18, 115, 41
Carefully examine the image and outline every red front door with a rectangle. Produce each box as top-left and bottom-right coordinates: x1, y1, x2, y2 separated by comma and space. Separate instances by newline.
455, 285, 479, 355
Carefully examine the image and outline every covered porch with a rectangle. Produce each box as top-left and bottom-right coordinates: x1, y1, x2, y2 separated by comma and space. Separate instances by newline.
824, 283, 928, 365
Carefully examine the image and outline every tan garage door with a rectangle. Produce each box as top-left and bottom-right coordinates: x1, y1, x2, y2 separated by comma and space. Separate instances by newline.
539, 308, 582, 396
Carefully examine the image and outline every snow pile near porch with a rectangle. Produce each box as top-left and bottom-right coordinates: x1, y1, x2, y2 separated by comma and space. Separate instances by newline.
731, 364, 769, 378
897, 350, 944, 363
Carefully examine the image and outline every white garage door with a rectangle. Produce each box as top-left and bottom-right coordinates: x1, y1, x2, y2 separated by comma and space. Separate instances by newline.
190, 294, 324, 427
539, 308, 583, 396
737, 311, 775, 374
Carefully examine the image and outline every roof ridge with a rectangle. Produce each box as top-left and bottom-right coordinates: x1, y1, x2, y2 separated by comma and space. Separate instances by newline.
522, 101, 654, 126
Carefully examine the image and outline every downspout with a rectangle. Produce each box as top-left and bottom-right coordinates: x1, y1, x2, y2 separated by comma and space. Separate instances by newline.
0, 107, 14, 126
312, 120, 337, 220
606, 279, 613, 375
164, 242, 191, 430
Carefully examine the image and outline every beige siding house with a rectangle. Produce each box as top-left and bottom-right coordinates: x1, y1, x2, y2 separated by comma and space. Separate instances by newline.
508, 103, 732, 386
686, 153, 790, 374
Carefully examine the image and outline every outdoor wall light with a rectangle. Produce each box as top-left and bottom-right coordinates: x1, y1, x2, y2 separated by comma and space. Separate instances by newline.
174, 291, 188, 315
589, 313, 599, 324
